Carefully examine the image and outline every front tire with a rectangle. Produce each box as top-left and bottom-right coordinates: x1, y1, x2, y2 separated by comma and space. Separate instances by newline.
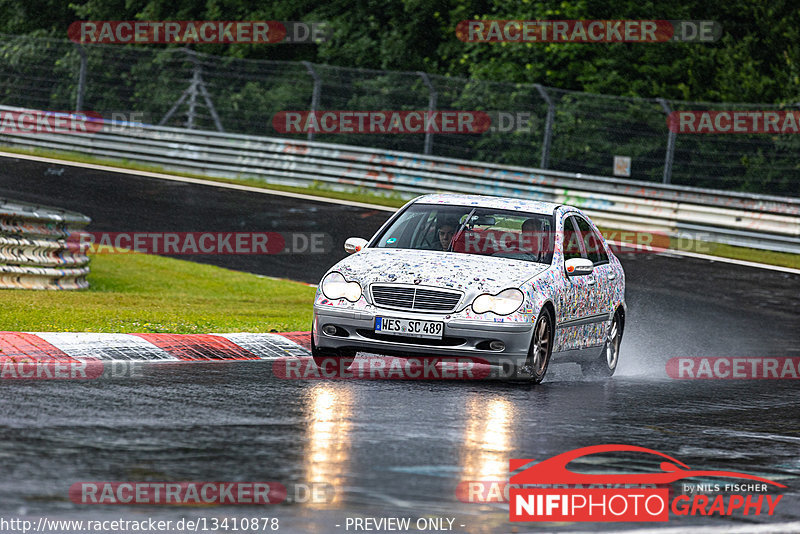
582, 310, 622, 377
520, 308, 554, 384
311, 335, 355, 375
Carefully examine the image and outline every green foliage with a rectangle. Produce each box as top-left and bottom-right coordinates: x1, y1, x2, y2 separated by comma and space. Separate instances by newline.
6, 0, 797, 103
1, 0, 799, 194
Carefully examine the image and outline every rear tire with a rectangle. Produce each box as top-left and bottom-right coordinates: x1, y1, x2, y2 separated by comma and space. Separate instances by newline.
581, 310, 622, 377
519, 308, 554, 384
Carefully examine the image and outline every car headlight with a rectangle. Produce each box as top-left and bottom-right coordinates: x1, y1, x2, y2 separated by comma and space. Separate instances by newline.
321, 272, 362, 302
472, 288, 524, 315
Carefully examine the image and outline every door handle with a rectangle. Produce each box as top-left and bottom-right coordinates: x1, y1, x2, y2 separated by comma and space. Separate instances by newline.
607, 273, 617, 280
586, 277, 597, 286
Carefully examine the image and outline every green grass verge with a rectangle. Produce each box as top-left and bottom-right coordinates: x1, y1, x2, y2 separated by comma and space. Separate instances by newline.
693, 241, 799, 269
2, 144, 797, 268
0, 253, 316, 333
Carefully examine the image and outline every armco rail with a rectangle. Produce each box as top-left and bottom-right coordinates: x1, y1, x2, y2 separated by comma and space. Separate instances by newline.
0, 197, 91, 290
1, 105, 798, 254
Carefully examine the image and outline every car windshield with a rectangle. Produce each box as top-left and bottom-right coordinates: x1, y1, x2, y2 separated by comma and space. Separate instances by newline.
373, 204, 555, 264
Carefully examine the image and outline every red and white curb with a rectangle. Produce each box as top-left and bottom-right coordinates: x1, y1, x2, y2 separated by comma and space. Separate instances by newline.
0, 331, 311, 363
0, 331, 515, 380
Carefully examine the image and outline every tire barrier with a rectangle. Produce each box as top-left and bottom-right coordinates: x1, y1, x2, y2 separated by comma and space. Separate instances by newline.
0, 198, 91, 290
0, 104, 798, 254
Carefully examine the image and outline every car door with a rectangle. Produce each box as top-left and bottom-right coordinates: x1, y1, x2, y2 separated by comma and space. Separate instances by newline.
574, 215, 614, 346
555, 214, 601, 352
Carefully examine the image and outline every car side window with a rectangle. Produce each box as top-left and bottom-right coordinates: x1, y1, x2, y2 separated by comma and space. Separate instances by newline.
562, 216, 584, 261
575, 217, 608, 265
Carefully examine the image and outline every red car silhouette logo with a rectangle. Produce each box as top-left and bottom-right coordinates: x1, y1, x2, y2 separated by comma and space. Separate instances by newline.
510, 444, 785, 487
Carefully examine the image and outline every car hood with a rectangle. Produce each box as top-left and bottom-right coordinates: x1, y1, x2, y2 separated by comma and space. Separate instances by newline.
333, 248, 549, 294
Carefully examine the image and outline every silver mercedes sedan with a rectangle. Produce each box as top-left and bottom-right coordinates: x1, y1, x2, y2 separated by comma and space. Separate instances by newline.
311, 193, 626, 382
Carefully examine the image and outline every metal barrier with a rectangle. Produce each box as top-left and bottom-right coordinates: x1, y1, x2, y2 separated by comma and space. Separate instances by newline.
0, 105, 798, 254
0, 197, 91, 290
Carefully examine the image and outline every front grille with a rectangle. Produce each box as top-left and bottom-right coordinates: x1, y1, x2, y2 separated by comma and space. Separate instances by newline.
371, 285, 462, 313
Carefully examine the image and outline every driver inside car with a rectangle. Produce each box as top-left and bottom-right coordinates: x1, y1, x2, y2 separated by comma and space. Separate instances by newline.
514, 217, 546, 261
435, 221, 457, 250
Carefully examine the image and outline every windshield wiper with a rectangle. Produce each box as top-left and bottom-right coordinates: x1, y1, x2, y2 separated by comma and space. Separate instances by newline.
446, 208, 477, 252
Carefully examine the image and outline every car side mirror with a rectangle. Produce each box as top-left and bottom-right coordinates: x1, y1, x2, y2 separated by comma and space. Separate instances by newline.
344, 237, 369, 254
565, 257, 593, 277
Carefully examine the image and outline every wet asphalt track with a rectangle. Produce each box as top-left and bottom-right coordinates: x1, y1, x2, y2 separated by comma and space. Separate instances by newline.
0, 154, 799, 532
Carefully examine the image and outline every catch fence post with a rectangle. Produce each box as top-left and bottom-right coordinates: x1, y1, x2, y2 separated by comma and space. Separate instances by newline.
417, 71, 437, 155
534, 84, 554, 169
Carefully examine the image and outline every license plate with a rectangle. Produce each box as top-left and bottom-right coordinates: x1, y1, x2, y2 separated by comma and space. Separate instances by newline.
375, 317, 443, 339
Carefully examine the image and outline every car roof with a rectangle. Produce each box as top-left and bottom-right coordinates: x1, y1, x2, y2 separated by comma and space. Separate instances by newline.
412, 193, 561, 216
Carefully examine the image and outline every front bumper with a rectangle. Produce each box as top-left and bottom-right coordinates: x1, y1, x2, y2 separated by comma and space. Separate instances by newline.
313, 305, 533, 368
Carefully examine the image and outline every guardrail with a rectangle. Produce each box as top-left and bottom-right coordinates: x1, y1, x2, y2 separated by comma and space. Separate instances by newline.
0, 197, 91, 290
0, 105, 798, 254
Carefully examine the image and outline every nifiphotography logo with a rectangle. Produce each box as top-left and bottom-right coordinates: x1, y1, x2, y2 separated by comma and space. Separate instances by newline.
509, 444, 785, 522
